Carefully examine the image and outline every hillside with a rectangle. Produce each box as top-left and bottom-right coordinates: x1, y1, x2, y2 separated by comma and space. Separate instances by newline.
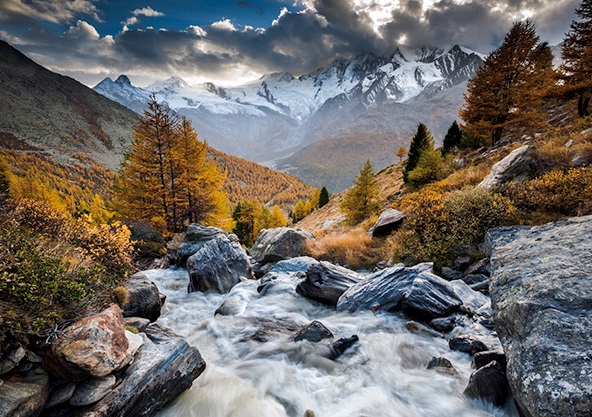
208, 148, 315, 209
296, 163, 405, 233
0, 40, 137, 170
0, 40, 314, 213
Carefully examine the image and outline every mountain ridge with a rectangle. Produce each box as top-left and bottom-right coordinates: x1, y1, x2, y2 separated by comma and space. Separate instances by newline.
94, 44, 484, 170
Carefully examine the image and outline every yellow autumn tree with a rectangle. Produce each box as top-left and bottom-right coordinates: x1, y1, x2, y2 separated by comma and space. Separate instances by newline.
114, 97, 230, 233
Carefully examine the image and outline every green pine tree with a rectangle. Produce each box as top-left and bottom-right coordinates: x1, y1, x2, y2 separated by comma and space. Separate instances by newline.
319, 186, 330, 208
442, 121, 463, 155
403, 123, 435, 183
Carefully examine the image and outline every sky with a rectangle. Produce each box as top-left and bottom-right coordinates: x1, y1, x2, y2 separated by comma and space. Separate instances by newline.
0, 0, 580, 87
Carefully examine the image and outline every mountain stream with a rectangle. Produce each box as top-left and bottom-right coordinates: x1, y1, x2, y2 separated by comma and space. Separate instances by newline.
144, 267, 518, 417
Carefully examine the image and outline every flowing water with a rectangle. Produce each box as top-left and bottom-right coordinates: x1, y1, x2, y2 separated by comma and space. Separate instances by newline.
144, 266, 518, 417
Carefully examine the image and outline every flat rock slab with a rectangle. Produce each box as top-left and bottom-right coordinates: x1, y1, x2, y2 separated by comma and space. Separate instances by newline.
337, 263, 462, 320
368, 209, 405, 237
486, 216, 592, 417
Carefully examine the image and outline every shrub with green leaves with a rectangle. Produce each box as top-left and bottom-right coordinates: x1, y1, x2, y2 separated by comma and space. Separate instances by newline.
388, 186, 513, 268
0, 198, 134, 353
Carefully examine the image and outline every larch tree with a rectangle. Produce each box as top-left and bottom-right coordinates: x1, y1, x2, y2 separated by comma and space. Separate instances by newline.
460, 20, 554, 146
340, 160, 381, 225
560, 0, 592, 117
114, 98, 229, 233
396, 146, 407, 163
403, 123, 435, 183
271, 204, 287, 227
442, 121, 463, 155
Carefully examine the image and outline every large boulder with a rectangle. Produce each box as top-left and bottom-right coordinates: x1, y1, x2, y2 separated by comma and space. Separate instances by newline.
68, 324, 206, 417
186, 235, 252, 294
296, 262, 363, 306
175, 224, 227, 267
250, 227, 314, 264
478, 145, 535, 189
0, 373, 49, 417
337, 263, 462, 320
122, 273, 162, 322
486, 216, 592, 417
42, 305, 129, 382
367, 209, 405, 237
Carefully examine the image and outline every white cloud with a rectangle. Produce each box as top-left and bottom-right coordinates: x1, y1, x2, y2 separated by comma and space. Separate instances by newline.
132, 6, 164, 17
64, 20, 100, 40
211, 19, 237, 31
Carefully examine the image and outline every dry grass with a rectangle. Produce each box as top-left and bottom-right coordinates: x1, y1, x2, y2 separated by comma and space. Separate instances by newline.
306, 221, 383, 270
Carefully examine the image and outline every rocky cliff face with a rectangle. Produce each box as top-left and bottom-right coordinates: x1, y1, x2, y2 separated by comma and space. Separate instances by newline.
486, 216, 592, 417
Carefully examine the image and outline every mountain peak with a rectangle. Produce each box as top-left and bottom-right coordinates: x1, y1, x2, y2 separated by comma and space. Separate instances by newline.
115, 74, 132, 85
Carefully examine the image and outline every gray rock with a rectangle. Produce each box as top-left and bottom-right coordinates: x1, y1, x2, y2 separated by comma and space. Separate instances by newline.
0, 374, 49, 417
429, 317, 457, 333
486, 216, 592, 417
427, 357, 459, 377
449, 335, 489, 356
122, 273, 162, 322
328, 335, 359, 360
78, 324, 206, 417
270, 256, 319, 274
0, 346, 25, 376
250, 227, 314, 264
462, 274, 489, 285
368, 209, 405, 237
248, 317, 304, 343
440, 267, 463, 281
186, 235, 252, 294
69, 375, 116, 406
45, 382, 76, 408
469, 281, 490, 295
337, 263, 462, 320
405, 321, 443, 338
473, 350, 507, 372
293, 321, 333, 342
449, 280, 489, 314
176, 224, 227, 267
478, 145, 535, 189
296, 262, 363, 306
463, 360, 508, 407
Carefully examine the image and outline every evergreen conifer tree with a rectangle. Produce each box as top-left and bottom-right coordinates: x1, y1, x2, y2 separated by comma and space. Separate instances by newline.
340, 160, 381, 225
319, 186, 330, 208
442, 121, 463, 155
403, 124, 435, 183
560, 0, 592, 117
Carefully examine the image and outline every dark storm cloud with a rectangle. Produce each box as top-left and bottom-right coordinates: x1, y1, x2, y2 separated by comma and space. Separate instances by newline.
0, 0, 580, 85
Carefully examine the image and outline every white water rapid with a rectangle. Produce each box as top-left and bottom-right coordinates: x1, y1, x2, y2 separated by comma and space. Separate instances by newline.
144, 266, 518, 417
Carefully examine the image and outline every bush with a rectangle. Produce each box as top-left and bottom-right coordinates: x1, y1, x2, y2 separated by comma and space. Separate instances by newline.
0, 198, 135, 353
388, 187, 513, 268
406, 148, 453, 187
502, 168, 592, 219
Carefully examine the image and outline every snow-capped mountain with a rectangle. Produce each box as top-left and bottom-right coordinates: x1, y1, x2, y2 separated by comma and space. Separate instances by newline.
94, 44, 483, 168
